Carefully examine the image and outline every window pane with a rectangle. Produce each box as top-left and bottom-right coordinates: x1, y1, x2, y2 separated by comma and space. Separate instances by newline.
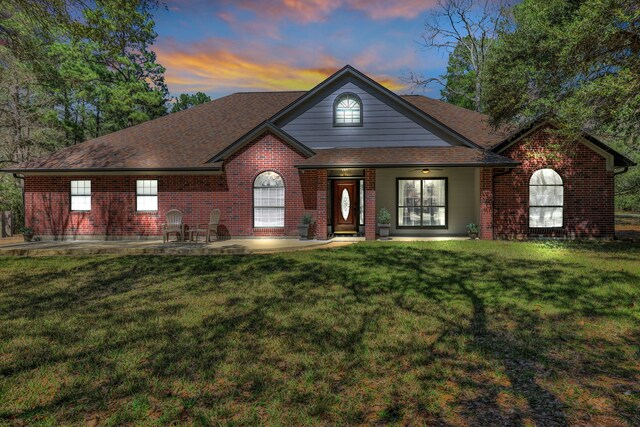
398, 207, 421, 226
254, 172, 283, 188
423, 180, 445, 206
137, 180, 158, 196
530, 207, 563, 228
530, 185, 563, 206
137, 195, 158, 211
71, 195, 91, 211
398, 180, 421, 206
254, 208, 284, 227
335, 95, 361, 124
530, 169, 562, 185
71, 180, 90, 196
254, 188, 284, 207
423, 207, 445, 226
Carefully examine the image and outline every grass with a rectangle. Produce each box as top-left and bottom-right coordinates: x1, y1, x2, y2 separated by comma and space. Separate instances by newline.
0, 240, 639, 426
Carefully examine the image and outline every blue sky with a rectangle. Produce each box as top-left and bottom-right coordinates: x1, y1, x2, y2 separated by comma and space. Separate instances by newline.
152, 0, 450, 99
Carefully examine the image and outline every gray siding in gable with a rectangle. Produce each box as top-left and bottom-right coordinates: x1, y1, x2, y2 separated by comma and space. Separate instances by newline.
281, 80, 454, 149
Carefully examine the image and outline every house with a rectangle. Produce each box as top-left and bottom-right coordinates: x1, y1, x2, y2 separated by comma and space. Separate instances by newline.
2, 65, 635, 241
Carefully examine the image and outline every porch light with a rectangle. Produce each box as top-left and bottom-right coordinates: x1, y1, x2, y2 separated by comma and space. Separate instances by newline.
421, 169, 430, 174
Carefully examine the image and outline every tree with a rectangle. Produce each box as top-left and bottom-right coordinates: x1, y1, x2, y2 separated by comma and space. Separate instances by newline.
171, 92, 211, 113
483, 0, 640, 135
439, 39, 477, 110
409, 0, 508, 112
44, 0, 169, 144
0, 45, 61, 228
483, 0, 640, 210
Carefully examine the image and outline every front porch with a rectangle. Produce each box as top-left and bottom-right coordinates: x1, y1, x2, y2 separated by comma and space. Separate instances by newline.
314, 166, 485, 241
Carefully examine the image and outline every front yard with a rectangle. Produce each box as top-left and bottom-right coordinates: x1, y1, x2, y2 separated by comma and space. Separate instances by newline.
1, 241, 639, 425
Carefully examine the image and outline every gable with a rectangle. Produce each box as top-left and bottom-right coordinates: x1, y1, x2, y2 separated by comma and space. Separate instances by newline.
279, 78, 461, 149
494, 121, 636, 170
273, 65, 480, 150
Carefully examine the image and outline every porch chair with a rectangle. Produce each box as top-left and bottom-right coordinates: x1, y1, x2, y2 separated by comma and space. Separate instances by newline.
162, 209, 185, 243
189, 209, 221, 243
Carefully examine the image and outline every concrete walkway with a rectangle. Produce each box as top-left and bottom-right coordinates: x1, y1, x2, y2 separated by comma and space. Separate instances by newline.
0, 235, 470, 256
0, 238, 336, 256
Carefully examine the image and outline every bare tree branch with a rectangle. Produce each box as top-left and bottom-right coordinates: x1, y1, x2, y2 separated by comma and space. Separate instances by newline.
412, 0, 509, 112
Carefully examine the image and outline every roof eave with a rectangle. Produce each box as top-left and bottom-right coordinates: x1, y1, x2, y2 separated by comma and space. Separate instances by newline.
208, 121, 315, 163
295, 162, 520, 169
0, 164, 224, 174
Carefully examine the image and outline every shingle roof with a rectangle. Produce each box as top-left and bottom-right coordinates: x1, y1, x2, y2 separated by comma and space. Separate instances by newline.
6, 91, 305, 171
0, 91, 541, 172
296, 146, 519, 169
402, 95, 510, 149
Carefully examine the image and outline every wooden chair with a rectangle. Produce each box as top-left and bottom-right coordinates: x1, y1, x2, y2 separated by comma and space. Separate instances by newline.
190, 209, 221, 243
162, 209, 185, 243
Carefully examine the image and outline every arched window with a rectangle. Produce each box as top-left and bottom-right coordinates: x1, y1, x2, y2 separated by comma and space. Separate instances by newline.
334, 93, 362, 126
529, 168, 563, 228
254, 171, 285, 228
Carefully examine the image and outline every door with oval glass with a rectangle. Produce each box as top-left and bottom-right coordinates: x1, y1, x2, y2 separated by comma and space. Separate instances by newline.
332, 180, 358, 233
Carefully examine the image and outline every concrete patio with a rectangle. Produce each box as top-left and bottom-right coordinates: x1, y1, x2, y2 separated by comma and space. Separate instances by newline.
0, 238, 343, 256
0, 235, 471, 256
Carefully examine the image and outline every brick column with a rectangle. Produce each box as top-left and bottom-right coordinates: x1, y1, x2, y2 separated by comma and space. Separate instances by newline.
315, 169, 328, 240
364, 168, 377, 241
479, 168, 494, 240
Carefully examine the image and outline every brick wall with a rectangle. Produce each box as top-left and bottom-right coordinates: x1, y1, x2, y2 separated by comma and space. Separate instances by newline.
364, 168, 377, 240
479, 168, 494, 240
24, 133, 323, 239
493, 125, 614, 239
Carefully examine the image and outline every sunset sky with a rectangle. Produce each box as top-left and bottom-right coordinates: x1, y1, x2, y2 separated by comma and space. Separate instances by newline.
153, 0, 448, 99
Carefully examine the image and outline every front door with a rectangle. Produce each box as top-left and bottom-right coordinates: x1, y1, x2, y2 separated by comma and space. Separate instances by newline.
333, 180, 358, 233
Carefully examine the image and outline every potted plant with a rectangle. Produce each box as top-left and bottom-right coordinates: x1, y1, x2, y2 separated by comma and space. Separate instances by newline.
378, 208, 391, 240
20, 226, 35, 242
298, 213, 314, 240
466, 223, 479, 239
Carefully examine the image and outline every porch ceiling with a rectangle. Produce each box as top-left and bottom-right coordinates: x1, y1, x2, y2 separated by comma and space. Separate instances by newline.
295, 146, 520, 169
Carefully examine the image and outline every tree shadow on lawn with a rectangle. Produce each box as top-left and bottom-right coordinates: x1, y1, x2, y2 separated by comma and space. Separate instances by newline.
0, 244, 639, 424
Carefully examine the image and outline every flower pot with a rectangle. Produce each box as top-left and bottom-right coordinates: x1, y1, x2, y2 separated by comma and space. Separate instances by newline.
468, 232, 479, 240
23, 233, 34, 242
298, 224, 310, 240
378, 223, 390, 240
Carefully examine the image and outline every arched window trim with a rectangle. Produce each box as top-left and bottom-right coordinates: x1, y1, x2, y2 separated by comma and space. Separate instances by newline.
529, 168, 564, 229
333, 92, 363, 127
253, 171, 285, 228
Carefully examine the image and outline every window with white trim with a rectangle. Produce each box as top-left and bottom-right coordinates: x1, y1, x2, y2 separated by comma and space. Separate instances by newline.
70, 180, 91, 211
254, 171, 284, 227
136, 180, 158, 211
334, 93, 362, 126
529, 169, 563, 228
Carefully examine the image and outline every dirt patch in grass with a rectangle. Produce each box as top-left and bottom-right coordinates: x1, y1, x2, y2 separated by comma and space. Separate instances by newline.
617, 213, 640, 241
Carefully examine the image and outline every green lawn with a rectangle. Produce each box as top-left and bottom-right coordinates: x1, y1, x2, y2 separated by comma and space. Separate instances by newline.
1, 241, 639, 426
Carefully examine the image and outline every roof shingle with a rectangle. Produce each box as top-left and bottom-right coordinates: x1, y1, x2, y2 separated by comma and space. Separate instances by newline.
1, 91, 516, 172
296, 146, 519, 168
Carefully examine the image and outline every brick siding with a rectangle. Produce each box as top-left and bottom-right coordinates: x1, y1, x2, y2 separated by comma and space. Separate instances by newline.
23, 126, 616, 240
24, 133, 325, 239
492, 125, 614, 239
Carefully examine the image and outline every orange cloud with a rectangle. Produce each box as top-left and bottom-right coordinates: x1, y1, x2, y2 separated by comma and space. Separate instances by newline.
223, 0, 437, 22
348, 0, 439, 20
156, 39, 406, 95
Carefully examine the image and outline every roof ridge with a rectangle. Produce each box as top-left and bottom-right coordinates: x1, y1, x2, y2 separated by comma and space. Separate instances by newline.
231, 90, 308, 95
